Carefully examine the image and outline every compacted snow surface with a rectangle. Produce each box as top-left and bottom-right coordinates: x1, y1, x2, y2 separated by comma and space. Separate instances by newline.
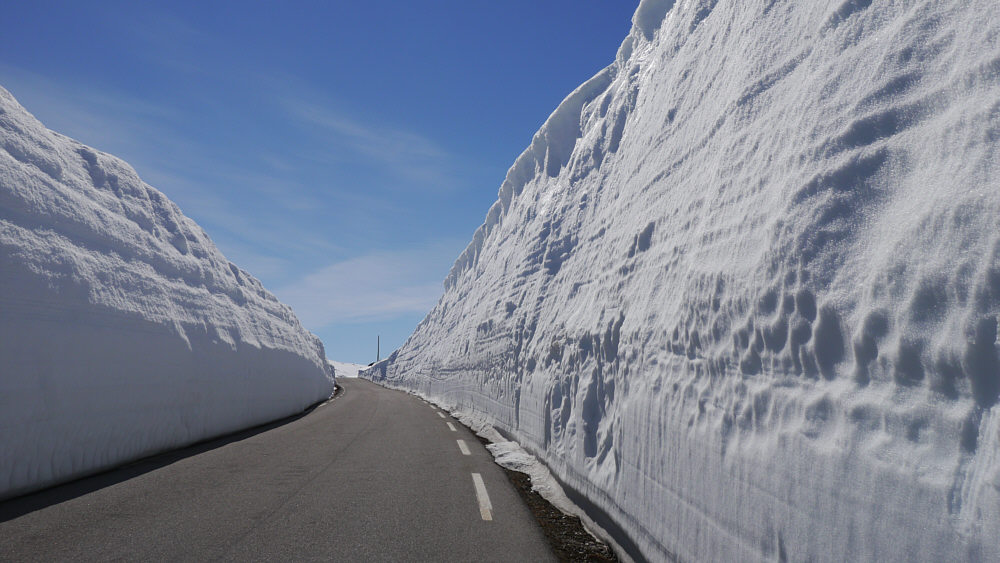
365, 1, 1000, 561
0, 86, 334, 500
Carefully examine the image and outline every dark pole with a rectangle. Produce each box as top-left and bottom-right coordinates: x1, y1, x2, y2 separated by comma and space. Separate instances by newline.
377, 335, 380, 363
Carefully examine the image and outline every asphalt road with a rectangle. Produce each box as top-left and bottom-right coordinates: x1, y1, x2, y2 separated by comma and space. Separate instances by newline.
0, 378, 556, 562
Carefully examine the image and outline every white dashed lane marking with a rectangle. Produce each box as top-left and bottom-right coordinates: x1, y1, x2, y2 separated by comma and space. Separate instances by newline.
447, 422, 457, 432
471, 473, 493, 521
457, 440, 471, 456
437, 412, 446, 419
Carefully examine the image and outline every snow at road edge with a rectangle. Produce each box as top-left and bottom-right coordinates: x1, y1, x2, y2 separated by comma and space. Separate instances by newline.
364, 0, 1000, 560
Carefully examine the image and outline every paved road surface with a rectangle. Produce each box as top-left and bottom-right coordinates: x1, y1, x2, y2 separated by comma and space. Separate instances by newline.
0, 378, 556, 562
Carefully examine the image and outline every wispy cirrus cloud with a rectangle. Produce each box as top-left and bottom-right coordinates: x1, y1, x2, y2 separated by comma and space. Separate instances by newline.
0, 63, 470, 341
0, 64, 180, 156
275, 241, 463, 328
282, 98, 460, 190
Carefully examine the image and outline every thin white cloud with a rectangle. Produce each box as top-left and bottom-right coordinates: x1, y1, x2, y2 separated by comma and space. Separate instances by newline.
0, 65, 470, 315
0, 64, 179, 156
275, 242, 463, 327
283, 98, 458, 189
294, 104, 446, 159
0, 67, 347, 277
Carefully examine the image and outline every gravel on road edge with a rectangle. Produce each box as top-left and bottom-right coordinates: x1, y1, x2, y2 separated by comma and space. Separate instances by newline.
472, 434, 619, 562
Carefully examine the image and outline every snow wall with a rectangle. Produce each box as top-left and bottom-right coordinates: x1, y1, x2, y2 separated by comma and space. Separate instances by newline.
363, 1, 1000, 561
0, 86, 335, 500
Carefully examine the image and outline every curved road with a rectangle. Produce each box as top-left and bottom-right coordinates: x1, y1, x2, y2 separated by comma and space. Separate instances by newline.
0, 378, 556, 562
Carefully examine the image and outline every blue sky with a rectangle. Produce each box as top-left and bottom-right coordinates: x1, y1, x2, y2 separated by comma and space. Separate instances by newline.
1, 1, 638, 364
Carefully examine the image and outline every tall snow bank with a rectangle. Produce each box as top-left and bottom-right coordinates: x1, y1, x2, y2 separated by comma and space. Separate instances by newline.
0, 86, 334, 500
365, 1, 1000, 561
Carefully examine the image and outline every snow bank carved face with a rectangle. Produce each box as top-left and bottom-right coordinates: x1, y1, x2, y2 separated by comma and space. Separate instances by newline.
369, 0, 1000, 561
0, 85, 333, 501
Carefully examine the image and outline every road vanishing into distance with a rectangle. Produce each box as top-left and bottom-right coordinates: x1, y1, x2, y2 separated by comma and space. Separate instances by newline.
0, 378, 556, 562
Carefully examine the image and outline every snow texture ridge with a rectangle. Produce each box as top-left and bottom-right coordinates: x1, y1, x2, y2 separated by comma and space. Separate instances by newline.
0, 85, 334, 500
365, 1, 1000, 561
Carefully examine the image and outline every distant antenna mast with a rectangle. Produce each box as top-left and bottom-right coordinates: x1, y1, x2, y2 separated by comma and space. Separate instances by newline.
377, 335, 380, 363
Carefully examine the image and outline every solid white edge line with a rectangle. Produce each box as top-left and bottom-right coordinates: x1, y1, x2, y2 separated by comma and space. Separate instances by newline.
472, 473, 493, 521
457, 439, 471, 455
447, 422, 457, 432
437, 412, 446, 419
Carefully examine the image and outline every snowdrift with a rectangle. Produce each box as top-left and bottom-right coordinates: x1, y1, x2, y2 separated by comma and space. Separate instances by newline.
0, 86, 334, 500
327, 360, 366, 378
364, 0, 1000, 560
